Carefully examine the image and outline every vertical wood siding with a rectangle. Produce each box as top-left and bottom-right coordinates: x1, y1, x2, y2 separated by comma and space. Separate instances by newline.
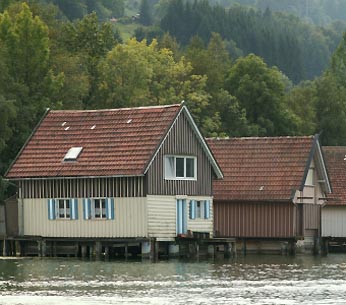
214, 201, 296, 238
303, 204, 321, 234
322, 206, 346, 238
22, 198, 147, 238
19, 177, 144, 199
147, 112, 213, 196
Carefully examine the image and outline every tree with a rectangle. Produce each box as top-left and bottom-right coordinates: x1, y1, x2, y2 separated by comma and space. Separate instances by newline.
59, 12, 119, 107
225, 54, 298, 136
94, 38, 218, 135
286, 81, 317, 135
315, 73, 346, 145
139, 0, 152, 26
0, 3, 62, 143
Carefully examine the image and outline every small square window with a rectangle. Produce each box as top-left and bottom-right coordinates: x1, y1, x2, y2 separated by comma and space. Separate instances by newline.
57, 199, 70, 219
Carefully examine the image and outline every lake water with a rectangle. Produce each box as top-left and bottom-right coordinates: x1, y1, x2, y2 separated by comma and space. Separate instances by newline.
1, 254, 346, 304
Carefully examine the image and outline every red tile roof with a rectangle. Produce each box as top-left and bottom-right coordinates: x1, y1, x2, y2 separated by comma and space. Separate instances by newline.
6, 104, 181, 178
207, 136, 315, 201
323, 147, 346, 205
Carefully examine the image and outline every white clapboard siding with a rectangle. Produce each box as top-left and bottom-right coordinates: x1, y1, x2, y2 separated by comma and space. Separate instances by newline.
147, 195, 176, 241
22, 198, 147, 238
187, 197, 213, 237
322, 206, 346, 238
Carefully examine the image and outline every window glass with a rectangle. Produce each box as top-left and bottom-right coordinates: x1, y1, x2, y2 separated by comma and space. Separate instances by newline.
94, 198, 106, 219
186, 158, 195, 178
176, 157, 185, 177
165, 156, 174, 178
57, 199, 70, 219
196, 201, 201, 218
164, 155, 196, 180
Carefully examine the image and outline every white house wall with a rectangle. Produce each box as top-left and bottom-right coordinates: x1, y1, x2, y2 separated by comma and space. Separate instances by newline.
147, 195, 214, 241
21, 198, 147, 238
322, 206, 346, 238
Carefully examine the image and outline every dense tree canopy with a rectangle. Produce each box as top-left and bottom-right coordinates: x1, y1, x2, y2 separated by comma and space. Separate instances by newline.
1, 0, 346, 202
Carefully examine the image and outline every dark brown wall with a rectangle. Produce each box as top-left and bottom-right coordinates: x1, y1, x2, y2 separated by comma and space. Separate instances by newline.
147, 110, 213, 196
19, 176, 144, 199
214, 201, 296, 238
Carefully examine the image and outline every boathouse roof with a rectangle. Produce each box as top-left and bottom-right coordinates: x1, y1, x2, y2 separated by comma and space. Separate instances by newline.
6, 104, 222, 179
323, 146, 346, 205
207, 136, 331, 202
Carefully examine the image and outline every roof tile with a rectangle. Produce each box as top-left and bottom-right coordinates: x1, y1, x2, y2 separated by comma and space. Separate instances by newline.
323, 147, 346, 205
6, 105, 181, 178
207, 136, 314, 201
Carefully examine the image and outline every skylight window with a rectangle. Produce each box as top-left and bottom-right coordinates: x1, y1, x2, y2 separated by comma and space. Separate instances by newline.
64, 147, 83, 161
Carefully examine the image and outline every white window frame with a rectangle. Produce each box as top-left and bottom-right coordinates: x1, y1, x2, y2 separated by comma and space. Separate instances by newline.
164, 155, 197, 180
57, 198, 71, 219
196, 200, 203, 219
93, 198, 106, 219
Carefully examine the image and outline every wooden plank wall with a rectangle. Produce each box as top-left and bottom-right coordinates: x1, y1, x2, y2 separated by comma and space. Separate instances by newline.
147, 111, 213, 196
19, 176, 144, 199
22, 198, 147, 238
214, 201, 296, 238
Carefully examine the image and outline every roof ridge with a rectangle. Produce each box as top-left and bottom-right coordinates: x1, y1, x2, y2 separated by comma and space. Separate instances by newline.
50, 104, 181, 113
206, 135, 314, 141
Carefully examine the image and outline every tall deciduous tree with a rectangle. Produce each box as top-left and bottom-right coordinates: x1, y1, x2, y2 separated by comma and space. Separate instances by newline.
225, 54, 298, 136
95, 38, 218, 135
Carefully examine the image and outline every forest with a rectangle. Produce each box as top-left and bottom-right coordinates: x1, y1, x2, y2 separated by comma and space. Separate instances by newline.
1, 0, 346, 201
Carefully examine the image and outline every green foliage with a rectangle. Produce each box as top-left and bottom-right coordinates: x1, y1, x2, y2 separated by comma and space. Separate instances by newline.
160, 0, 345, 83
315, 73, 346, 145
225, 54, 298, 136
139, 0, 152, 26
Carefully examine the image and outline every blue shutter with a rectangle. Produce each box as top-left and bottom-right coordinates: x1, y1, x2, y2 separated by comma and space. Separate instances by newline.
48, 199, 56, 220
106, 198, 115, 220
204, 200, 210, 219
71, 199, 78, 220
83, 198, 91, 220
189, 200, 196, 220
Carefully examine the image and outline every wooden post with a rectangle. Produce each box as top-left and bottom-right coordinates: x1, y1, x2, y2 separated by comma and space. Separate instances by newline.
81, 245, 87, 258
2, 238, 7, 256
124, 243, 128, 260
195, 242, 200, 259
224, 242, 232, 258
242, 239, 247, 256
15, 240, 21, 257
95, 241, 102, 260
104, 246, 109, 260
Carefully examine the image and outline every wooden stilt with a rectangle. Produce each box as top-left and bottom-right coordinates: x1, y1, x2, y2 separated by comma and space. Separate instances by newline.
2, 238, 7, 256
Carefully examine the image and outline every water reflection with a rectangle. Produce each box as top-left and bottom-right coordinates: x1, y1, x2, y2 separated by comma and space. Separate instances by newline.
1, 255, 346, 304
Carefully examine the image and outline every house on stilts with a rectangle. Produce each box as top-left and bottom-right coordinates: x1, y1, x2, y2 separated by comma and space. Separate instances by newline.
207, 135, 331, 254
3, 103, 223, 258
321, 146, 346, 252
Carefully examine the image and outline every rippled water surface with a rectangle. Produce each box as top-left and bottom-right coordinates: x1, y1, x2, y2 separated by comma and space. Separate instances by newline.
1, 254, 346, 304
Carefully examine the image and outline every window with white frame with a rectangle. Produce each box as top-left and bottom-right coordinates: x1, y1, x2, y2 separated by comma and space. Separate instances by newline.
48, 198, 78, 220
94, 198, 106, 219
165, 155, 197, 180
83, 198, 115, 220
58, 199, 70, 219
189, 200, 211, 220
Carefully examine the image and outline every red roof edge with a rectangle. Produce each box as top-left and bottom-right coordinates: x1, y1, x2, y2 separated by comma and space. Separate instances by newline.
4, 108, 51, 179
142, 103, 183, 174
